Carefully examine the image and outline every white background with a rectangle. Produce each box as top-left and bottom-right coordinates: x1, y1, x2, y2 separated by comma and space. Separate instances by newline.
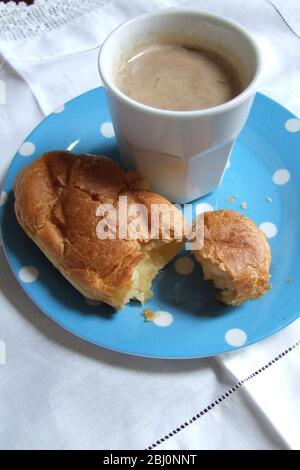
0, 0, 300, 450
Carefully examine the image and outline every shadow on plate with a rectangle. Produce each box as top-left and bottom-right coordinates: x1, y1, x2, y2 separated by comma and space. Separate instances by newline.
154, 255, 230, 318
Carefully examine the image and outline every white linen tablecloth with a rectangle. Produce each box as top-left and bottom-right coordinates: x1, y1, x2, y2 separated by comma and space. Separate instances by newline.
0, 0, 300, 450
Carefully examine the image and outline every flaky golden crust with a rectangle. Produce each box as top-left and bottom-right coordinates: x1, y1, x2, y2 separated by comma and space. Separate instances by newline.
14, 151, 184, 309
193, 210, 271, 305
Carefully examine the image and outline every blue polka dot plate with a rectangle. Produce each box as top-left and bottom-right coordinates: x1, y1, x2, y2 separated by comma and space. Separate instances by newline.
1, 88, 300, 358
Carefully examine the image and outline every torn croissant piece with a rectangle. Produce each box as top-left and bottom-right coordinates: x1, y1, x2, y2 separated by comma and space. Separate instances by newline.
14, 151, 186, 309
192, 210, 271, 306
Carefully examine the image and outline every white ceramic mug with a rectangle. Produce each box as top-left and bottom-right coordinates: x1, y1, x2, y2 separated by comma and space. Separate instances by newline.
99, 8, 262, 203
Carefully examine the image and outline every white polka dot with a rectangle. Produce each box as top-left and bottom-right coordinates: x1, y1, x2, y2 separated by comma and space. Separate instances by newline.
174, 256, 194, 275
0, 190, 7, 206
272, 169, 290, 185
19, 141, 35, 156
196, 203, 214, 215
53, 104, 65, 113
259, 221, 278, 238
100, 122, 115, 138
153, 311, 173, 327
18, 266, 39, 283
285, 118, 300, 133
225, 328, 247, 347
85, 298, 102, 306
225, 158, 231, 170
